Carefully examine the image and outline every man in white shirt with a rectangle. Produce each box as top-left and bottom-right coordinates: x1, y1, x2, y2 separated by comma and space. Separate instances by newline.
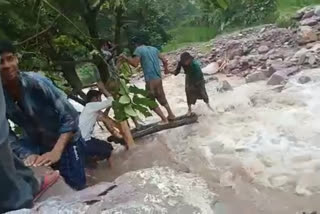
79, 90, 117, 166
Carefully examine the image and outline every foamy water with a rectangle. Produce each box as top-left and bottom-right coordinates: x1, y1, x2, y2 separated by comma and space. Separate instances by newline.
71, 68, 320, 196
139, 68, 320, 196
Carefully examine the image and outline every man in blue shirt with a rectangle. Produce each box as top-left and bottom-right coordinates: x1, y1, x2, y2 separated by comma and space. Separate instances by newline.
0, 40, 86, 190
121, 38, 175, 123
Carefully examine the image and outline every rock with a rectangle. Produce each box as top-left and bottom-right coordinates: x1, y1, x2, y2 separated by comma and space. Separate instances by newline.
267, 72, 287, 86
298, 76, 312, 84
267, 67, 299, 85
205, 76, 219, 83
218, 80, 233, 92
315, 6, 320, 17
302, 10, 314, 19
308, 54, 317, 65
9, 167, 219, 214
258, 45, 270, 54
245, 71, 267, 83
202, 62, 220, 74
298, 26, 318, 44
267, 61, 288, 77
300, 17, 319, 26
294, 7, 309, 19
293, 48, 310, 65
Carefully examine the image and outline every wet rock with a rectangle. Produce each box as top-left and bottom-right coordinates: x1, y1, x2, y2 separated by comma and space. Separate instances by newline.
298, 26, 318, 44
302, 10, 314, 19
298, 76, 312, 84
218, 80, 233, 92
9, 167, 218, 214
315, 6, 320, 17
267, 67, 299, 85
245, 71, 267, 83
205, 75, 219, 83
308, 54, 317, 65
267, 61, 289, 77
258, 45, 270, 54
300, 17, 319, 26
294, 7, 309, 20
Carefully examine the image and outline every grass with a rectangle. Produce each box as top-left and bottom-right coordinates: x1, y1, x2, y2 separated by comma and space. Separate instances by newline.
162, 26, 217, 52
162, 0, 319, 52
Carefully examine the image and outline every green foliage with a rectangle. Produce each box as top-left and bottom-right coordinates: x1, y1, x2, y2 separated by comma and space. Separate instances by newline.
112, 79, 156, 122
163, 27, 217, 52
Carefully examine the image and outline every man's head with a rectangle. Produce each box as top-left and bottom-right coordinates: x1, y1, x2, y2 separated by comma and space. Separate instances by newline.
0, 40, 19, 85
131, 37, 144, 48
87, 90, 102, 103
180, 52, 193, 66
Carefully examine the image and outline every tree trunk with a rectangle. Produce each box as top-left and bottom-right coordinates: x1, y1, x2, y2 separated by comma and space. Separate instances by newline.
114, 7, 124, 55
131, 114, 198, 139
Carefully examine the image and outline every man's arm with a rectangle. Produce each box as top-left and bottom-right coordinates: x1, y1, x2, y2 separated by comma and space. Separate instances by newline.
32, 75, 80, 166
158, 53, 169, 74
97, 81, 112, 98
122, 55, 140, 68
87, 99, 114, 113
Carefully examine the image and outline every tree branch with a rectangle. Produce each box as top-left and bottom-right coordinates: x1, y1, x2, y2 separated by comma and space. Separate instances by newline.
15, 15, 60, 46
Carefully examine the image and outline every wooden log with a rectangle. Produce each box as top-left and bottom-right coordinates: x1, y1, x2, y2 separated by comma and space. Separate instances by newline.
131, 113, 198, 139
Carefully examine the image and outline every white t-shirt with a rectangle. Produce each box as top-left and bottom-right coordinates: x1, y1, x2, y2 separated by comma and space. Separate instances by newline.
79, 98, 113, 141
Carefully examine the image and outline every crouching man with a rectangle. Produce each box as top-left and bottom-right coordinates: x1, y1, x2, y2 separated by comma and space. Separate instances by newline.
0, 40, 86, 190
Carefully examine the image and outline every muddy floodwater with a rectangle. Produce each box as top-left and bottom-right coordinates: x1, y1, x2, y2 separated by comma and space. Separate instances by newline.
71, 69, 320, 214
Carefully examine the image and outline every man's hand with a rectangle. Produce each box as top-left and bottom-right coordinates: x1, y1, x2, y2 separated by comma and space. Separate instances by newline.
24, 154, 40, 167
34, 151, 62, 167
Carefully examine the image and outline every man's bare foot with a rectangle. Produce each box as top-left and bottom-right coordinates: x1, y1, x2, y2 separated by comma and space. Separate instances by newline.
167, 115, 176, 122
159, 119, 169, 125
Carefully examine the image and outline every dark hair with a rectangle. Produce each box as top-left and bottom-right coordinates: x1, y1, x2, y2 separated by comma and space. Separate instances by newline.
131, 36, 145, 46
86, 90, 102, 103
180, 52, 193, 64
0, 40, 15, 55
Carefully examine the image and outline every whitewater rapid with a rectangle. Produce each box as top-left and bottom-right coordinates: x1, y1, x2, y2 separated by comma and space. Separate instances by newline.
135, 68, 320, 196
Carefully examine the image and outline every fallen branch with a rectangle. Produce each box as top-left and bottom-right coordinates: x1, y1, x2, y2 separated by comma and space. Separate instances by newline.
131, 113, 198, 139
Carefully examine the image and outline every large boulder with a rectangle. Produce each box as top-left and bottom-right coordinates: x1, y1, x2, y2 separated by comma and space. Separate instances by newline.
300, 17, 319, 26
8, 167, 218, 214
298, 76, 312, 84
314, 6, 320, 17
245, 71, 267, 83
258, 45, 270, 54
298, 26, 318, 44
267, 67, 299, 85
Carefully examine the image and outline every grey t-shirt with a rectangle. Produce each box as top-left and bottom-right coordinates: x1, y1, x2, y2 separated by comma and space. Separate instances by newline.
0, 72, 9, 145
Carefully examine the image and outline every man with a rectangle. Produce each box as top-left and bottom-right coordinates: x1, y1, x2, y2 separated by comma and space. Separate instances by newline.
121, 37, 175, 124
0, 55, 59, 212
79, 90, 120, 166
0, 40, 86, 190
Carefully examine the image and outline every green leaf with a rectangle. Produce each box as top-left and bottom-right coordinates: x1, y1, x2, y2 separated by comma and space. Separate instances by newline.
216, 0, 228, 10
119, 95, 131, 104
124, 105, 138, 117
129, 85, 148, 96
119, 79, 130, 95
133, 104, 152, 117
133, 96, 158, 109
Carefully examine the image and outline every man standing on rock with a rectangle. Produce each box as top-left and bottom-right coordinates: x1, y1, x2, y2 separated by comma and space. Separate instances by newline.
120, 37, 175, 123
0, 40, 86, 190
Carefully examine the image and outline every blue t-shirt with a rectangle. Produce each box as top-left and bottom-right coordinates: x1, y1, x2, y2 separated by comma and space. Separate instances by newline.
134, 45, 161, 82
